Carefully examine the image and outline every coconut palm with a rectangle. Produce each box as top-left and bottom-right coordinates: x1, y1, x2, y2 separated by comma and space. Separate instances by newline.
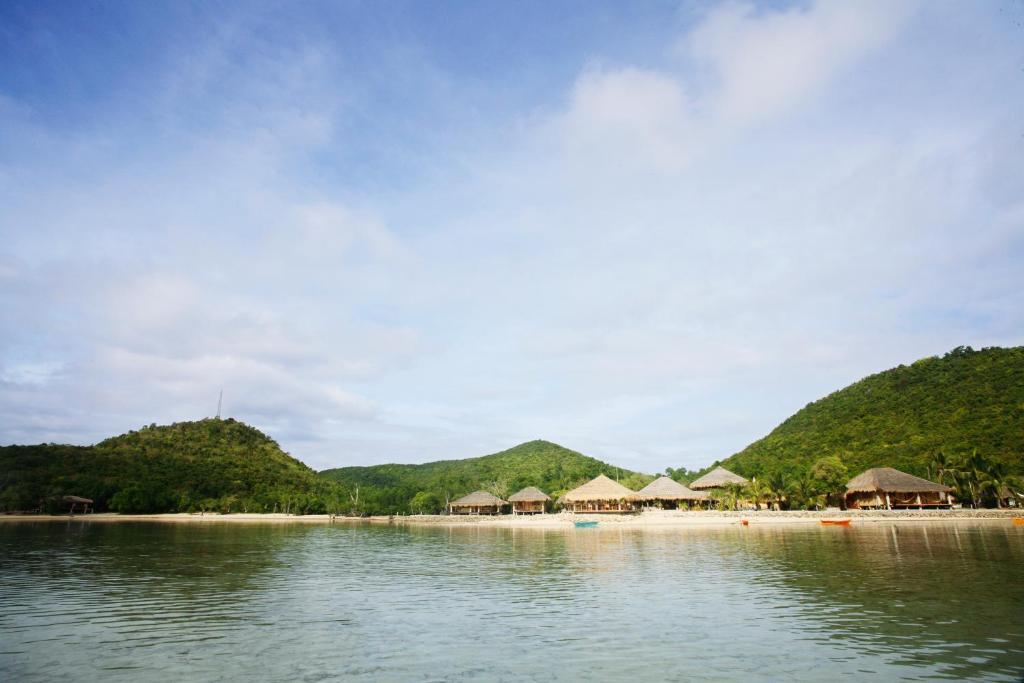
952, 450, 990, 508
928, 449, 953, 487
787, 476, 824, 510
978, 461, 1023, 509
765, 472, 788, 510
745, 478, 768, 510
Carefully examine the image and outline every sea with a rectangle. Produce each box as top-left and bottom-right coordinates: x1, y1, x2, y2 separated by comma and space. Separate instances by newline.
1, 520, 1022, 681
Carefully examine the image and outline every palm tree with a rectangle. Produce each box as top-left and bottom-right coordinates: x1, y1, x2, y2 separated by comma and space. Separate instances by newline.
765, 472, 788, 511
928, 449, 953, 487
978, 461, 1023, 509
787, 477, 824, 510
953, 450, 990, 508
745, 479, 768, 511
722, 482, 746, 511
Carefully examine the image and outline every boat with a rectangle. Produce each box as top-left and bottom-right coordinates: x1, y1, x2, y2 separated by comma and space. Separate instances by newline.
740, 519, 749, 526
1013, 518, 1024, 526
574, 520, 599, 528
820, 519, 852, 526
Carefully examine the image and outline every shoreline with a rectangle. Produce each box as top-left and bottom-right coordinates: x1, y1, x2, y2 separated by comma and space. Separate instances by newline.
2, 508, 1020, 529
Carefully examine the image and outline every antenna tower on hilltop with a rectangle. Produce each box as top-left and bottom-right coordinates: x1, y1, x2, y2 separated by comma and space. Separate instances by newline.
216, 389, 223, 419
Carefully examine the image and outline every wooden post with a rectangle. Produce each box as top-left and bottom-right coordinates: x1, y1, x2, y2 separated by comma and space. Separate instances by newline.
916, 493, 922, 509
885, 493, 891, 510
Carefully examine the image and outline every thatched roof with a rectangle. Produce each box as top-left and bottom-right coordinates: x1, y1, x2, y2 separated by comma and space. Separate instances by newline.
450, 491, 507, 506
61, 495, 93, 504
508, 486, 551, 502
562, 474, 648, 502
689, 466, 749, 490
638, 476, 709, 501
845, 468, 952, 494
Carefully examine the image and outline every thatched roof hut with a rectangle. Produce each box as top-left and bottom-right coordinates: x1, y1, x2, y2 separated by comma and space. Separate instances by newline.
561, 474, 648, 512
61, 495, 93, 504
689, 466, 749, 490
509, 487, 550, 502
449, 491, 507, 515
61, 495, 93, 514
637, 476, 709, 508
508, 486, 550, 514
845, 467, 953, 509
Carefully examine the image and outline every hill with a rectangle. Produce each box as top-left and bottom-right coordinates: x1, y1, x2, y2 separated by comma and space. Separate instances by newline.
0, 418, 341, 514
319, 440, 652, 514
716, 346, 1024, 481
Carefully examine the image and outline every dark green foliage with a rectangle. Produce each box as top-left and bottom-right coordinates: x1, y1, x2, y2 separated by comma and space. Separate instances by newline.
718, 346, 1024, 484
0, 418, 347, 514
319, 440, 650, 515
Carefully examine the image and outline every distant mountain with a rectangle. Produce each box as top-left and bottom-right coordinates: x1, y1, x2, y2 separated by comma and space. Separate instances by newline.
319, 440, 652, 514
0, 418, 336, 514
717, 346, 1024, 480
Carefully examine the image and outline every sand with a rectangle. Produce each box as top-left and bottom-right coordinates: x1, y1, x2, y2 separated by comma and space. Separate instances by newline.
2, 508, 1020, 528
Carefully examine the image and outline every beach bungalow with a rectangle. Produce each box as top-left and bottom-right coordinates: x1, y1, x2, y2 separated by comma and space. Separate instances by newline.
998, 486, 1022, 508
637, 476, 710, 510
449, 491, 507, 515
61, 495, 93, 514
844, 468, 953, 509
508, 487, 550, 515
561, 474, 649, 513
688, 466, 749, 491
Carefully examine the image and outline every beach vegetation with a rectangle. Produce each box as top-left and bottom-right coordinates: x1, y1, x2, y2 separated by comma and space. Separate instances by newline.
691, 347, 1024, 500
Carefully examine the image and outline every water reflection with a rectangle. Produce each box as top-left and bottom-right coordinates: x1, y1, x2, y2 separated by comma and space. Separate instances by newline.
1, 521, 1022, 681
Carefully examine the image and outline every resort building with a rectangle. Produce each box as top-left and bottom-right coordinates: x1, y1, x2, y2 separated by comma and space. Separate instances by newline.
61, 495, 93, 514
637, 476, 710, 509
844, 468, 953, 509
688, 466, 749, 491
998, 486, 1022, 508
449, 491, 507, 515
561, 474, 649, 513
508, 486, 550, 514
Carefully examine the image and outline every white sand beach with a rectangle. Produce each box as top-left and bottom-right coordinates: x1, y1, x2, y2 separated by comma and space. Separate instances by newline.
3, 508, 1020, 528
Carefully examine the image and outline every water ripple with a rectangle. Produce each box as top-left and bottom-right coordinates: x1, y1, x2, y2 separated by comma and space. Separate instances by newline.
1, 522, 1022, 681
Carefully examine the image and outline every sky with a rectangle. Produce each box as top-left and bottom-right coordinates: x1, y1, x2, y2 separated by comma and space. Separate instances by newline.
1, 0, 1022, 473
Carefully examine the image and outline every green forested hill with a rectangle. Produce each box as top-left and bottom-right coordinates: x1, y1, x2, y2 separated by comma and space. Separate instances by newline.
718, 346, 1024, 481
319, 440, 651, 514
0, 418, 340, 514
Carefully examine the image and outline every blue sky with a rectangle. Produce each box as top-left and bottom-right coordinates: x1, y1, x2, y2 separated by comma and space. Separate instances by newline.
1, 0, 1022, 472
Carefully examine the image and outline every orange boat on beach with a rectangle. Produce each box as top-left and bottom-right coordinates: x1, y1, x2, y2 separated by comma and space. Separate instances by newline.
1013, 518, 1024, 526
820, 519, 852, 526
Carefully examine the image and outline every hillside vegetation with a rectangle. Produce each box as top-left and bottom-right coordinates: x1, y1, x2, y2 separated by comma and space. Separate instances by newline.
717, 346, 1024, 482
0, 419, 340, 514
319, 440, 652, 514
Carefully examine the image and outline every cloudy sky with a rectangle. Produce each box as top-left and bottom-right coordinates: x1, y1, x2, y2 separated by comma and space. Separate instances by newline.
1, 1, 1022, 472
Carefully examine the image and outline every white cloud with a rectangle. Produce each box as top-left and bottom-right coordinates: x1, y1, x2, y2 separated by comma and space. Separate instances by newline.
1, 1, 1021, 473
688, 0, 919, 124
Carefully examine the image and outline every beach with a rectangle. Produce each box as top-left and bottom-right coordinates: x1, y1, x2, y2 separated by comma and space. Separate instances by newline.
3, 508, 1019, 528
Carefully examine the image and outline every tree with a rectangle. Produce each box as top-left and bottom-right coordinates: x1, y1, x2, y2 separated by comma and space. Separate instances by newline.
977, 461, 1023, 509
809, 455, 849, 508
745, 479, 768, 510
787, 477, 824, 510
721, 482, 746, 511
927, 449, 953, 487
409, 491, 442, 515
765, 472, 788, 510
953, 450, 990, 508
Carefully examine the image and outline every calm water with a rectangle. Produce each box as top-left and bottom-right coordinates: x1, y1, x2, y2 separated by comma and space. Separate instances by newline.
1, 521, 1022, 682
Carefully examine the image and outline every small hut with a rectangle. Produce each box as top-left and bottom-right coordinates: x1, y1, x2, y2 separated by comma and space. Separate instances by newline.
449, 491, 507, 515
998, 486, 1022, 508
561, 474, 648, 513
637, 476, 710, 510
689, 466, 749, 491
61, 495, 93, 514
844, 468, 953, 509
508, 486, 550, 515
